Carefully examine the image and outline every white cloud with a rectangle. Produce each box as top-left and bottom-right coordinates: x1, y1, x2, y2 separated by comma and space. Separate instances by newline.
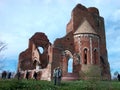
110, 59, 120, 73
106, 29, 120, 54
111, 9, 120, 21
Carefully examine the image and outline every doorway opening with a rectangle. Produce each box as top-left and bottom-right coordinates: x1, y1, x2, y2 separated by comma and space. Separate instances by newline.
68, 58, 73, 73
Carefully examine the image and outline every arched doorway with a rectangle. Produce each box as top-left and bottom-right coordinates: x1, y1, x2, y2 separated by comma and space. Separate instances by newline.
62, 50, 80, 81
64, 50, 73, 73
68, 58, 73, 73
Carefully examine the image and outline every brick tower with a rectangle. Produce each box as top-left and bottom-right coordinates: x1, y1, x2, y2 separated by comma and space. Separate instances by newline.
65, 4, 111, 80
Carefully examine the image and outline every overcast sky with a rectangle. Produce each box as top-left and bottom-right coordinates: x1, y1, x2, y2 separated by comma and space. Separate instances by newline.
0, 0, 120, 76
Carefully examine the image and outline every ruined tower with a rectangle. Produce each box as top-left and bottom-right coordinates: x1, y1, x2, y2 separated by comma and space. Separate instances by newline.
18, 4, 111, 80
66, 4, 111, 80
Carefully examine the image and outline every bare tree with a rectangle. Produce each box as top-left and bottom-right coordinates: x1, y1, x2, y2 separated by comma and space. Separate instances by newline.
0, 41, 7, 70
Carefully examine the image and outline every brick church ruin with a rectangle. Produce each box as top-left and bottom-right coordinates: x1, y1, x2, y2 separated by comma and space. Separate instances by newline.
18, 4, 111, 81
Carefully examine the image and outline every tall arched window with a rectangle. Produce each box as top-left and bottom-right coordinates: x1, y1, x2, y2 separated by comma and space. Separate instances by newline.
33, 60, 41, 70
94, 49, 97, 64
68, 58, 73, 73
84, 48, 87, 64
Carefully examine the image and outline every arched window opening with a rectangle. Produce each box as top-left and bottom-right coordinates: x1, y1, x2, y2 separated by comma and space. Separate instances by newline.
33, 60, 42, 70
94, 49, 97, 64
36, 63, 40, 70
100, 56, 105, 64
38, 47, 44, 54
68, 58, 73, 73
84, 49, 87, 64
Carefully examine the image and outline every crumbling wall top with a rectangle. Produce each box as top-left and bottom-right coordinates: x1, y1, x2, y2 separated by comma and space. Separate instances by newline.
29, 32, 50, 47
88, 7, 99, 16
72, 4, 99, 16
73, 4, 88, 12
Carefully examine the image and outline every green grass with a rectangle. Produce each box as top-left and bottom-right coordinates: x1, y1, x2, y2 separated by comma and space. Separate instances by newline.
0, 79, 120, 90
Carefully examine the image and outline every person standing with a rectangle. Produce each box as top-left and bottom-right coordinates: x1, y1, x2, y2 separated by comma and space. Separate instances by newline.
26, 70, 29, 80
117, 73, 120, 81
33, 71, 37, 80
57, 67, 62, 85
53, 68, 57, 85
8, 72, 11, 79
2, 71, 7, 79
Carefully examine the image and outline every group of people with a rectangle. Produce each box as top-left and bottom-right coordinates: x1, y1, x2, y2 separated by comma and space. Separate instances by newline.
1, 71, 12, 79
53, 67, 62, 85
17, 70, 37, 80
17, 67, 62, 85
1, 67, 63, 85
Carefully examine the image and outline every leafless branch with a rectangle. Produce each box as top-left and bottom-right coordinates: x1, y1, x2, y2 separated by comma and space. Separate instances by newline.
0, 41, 7, 52
0, 41, 7, 70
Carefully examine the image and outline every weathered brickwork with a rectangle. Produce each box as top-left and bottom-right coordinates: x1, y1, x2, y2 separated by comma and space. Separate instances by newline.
17, 4, 111, 81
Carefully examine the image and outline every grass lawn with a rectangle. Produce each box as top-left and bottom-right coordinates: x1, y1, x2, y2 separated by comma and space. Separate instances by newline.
0, 79, 120, 90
